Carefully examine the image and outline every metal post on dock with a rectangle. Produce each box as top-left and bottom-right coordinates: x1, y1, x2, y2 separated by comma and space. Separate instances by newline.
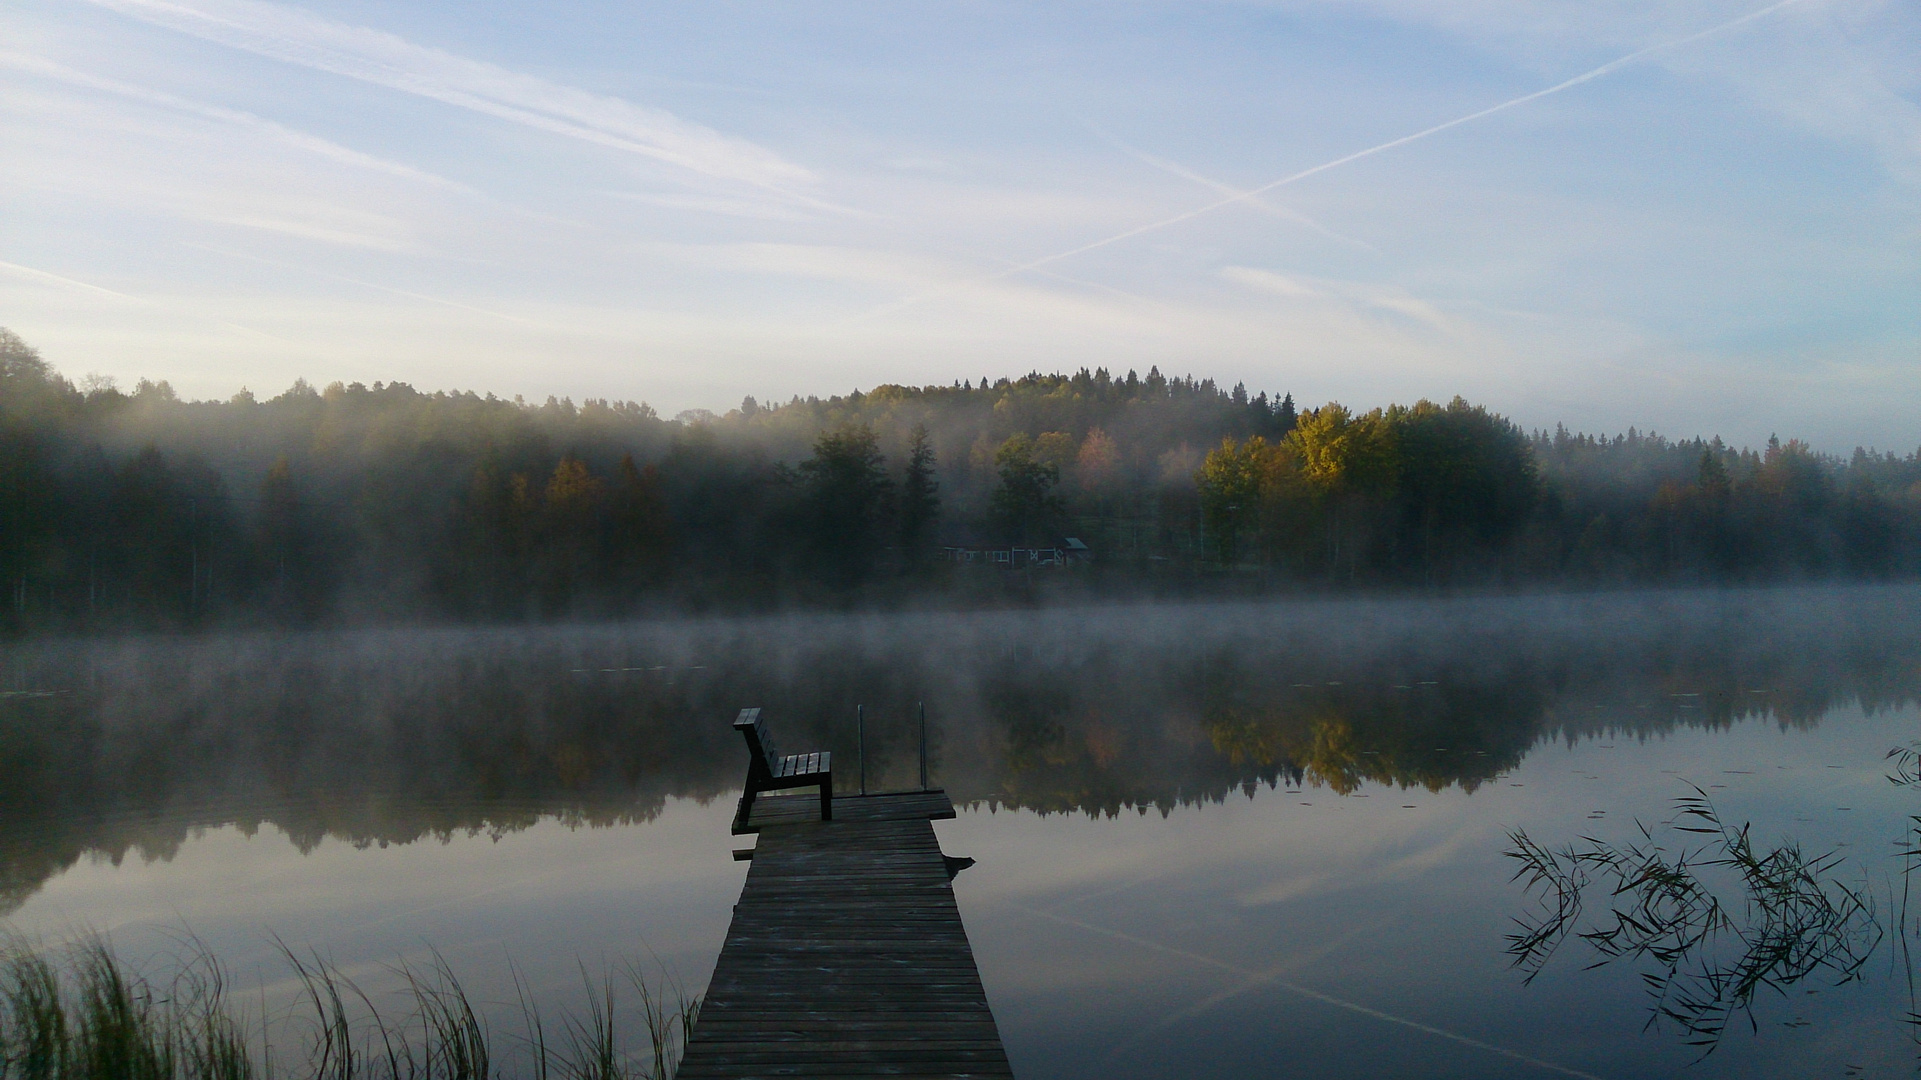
857, 704, 866, 796
918, 701, 928, 791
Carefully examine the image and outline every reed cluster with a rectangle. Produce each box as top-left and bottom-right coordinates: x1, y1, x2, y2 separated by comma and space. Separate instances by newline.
0, 936, 698, 1080
1505, 785, 1880, 1052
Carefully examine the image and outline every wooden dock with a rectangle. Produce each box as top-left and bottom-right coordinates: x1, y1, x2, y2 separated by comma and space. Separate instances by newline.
677, 790, 1014, 1079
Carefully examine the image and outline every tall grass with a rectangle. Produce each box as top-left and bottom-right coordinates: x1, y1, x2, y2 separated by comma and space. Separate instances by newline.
0, 936, 698, 1080
0, 935, 254, 1080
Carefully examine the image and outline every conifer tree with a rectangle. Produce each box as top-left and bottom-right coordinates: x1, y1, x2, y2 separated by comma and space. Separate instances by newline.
898, 425, 939, 561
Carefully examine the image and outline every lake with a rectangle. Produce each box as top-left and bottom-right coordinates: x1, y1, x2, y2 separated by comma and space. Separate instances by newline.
3, 585, 1919, 1078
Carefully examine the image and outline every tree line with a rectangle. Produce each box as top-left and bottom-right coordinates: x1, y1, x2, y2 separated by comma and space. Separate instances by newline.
1, 326, 1917, 630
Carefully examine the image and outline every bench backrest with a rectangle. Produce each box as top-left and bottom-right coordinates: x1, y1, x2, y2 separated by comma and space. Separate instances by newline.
734, 708, 780, 778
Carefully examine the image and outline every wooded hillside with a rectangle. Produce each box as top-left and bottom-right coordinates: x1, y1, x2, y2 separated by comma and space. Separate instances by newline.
3, 328, 1916, 630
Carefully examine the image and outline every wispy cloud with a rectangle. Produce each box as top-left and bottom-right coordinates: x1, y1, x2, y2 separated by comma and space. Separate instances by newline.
1270, 0, 1920, 185
1699, 14, 1921, 186
1221, 266, 1322, 300
3, 85, 432, 251
1221, 266, 1460, 336
0, 50, 475, 193
186, 243, 546, 327
7, 0, 1910, 447
202, 213, 419, 251
847, 0, 1810, 328
603, 190, 817, 222
79, 0, 815, 191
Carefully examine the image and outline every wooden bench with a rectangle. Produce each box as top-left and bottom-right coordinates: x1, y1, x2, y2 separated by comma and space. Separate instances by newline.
733, 707, 832, 825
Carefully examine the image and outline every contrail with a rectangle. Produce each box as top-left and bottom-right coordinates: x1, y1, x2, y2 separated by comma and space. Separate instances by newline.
0, 259, 301, 346
859, 0, 1807, 321
0, 259, 148, 302
1005, 0, 1807, 277
1091, 126, 1382, 254
186, 244, 546, 328
1007, 901, 1610, 1080
1105, 920, 1374, 1050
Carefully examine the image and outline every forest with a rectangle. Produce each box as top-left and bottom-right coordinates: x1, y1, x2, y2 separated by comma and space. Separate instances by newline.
2, 326, 1918, 631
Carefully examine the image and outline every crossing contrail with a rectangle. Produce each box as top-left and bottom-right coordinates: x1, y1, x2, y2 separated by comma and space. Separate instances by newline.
1008, 901, 1611, 1080
1005, 0, 1808, 277
855, 0, 1807, 322
1090, 126, 1383, 254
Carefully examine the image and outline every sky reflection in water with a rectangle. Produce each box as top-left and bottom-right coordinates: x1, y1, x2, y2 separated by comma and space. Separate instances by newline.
2, 585, 1918, 1078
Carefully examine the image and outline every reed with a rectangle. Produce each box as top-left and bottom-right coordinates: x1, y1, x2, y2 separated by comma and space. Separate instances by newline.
0, 936, 698, 1080
1505, 785, 1880, 1054
0, 935, 255, 1080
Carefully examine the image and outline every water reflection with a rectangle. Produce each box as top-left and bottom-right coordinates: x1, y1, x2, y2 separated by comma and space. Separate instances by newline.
1502, 737, 1921, 1064
3, 585, 1916, 920
1506, 788, 1882, 1052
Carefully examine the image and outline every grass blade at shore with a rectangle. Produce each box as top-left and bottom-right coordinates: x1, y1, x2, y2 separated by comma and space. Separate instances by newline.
1, 935, 697, 1079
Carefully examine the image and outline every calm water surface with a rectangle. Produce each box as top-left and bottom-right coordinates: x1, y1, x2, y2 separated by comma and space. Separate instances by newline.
3, 586, 1919, 1078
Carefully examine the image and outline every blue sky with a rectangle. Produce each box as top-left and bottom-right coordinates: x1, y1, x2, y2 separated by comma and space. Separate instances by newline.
2, 0, 1916, 449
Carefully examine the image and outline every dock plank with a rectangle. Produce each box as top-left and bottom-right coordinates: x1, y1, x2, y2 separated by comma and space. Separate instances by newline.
679, 791, 1013, 1080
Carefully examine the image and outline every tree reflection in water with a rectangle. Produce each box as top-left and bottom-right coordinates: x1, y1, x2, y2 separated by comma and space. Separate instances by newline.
0, 592, 1917, 888
2, 582, 1920, 1063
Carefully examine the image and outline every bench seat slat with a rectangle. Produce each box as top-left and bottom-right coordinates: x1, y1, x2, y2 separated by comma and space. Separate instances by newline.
774, 753, 828, 779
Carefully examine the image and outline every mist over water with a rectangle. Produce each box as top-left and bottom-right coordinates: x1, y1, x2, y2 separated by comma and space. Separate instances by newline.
3, 584, 1919, 1077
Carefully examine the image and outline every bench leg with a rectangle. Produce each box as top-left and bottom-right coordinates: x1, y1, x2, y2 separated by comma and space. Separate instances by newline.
735, 787, 757, 831
818, 776, 833, 821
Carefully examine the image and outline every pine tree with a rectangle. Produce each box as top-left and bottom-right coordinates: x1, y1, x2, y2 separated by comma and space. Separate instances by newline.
899, 425, 940, 561
799, 424, 894, 587
609, 453, 672, 592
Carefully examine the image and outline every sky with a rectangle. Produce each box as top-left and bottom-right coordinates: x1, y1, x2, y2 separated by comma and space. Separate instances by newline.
2, 0, 1917, 450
